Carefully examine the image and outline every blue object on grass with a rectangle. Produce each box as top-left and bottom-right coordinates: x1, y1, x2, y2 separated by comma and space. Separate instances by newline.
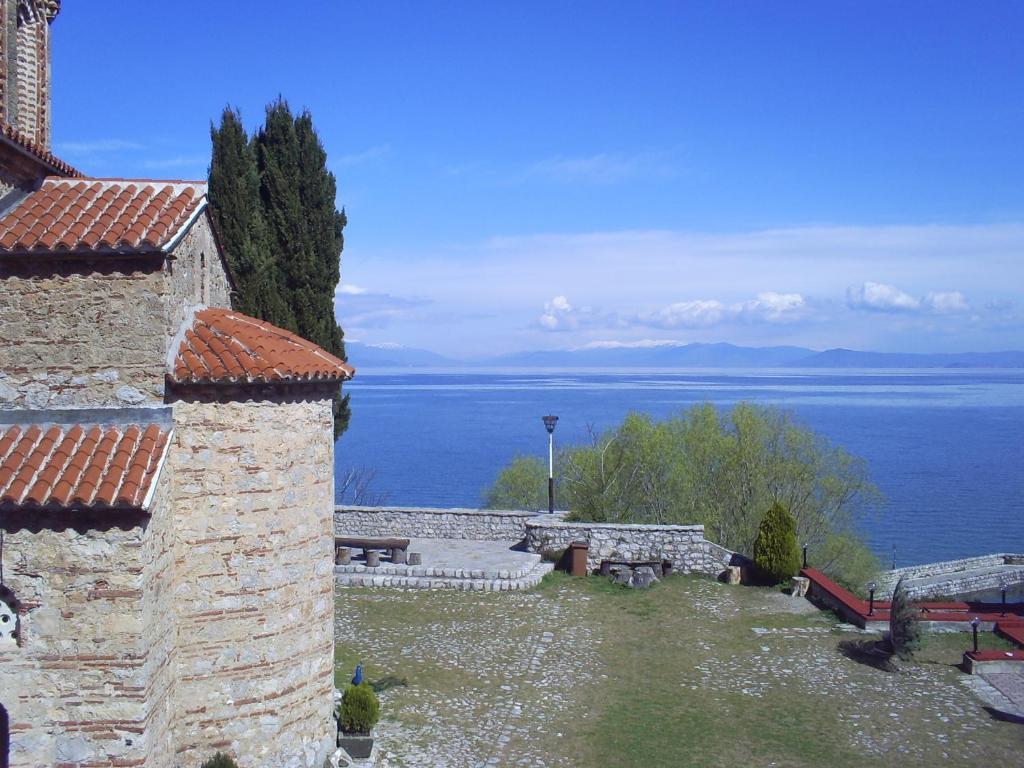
352, 662, 363, 686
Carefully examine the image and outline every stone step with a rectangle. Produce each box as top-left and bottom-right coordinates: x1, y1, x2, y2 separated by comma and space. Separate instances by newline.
335, 558, 554, 591
334, 552, 543, 581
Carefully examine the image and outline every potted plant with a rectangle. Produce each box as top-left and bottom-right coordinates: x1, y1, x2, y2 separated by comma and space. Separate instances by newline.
337, 682, 380, 759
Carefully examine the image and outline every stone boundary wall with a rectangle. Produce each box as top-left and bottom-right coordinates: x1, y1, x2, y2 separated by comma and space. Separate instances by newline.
333, 506, 743, 577
876, 553, 1024, 600
334, 505, 537, 541
331, 507, 741, 581
524, 519, 742, 576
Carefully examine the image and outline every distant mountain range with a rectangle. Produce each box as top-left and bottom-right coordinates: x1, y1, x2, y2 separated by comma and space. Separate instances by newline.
345, 341, 1024, 370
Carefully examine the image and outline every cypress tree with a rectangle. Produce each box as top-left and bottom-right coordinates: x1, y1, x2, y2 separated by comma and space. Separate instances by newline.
208, 108, 293, 328
752, 501, 802, 583
887, 577, 922, 660
209, 101, 351, 437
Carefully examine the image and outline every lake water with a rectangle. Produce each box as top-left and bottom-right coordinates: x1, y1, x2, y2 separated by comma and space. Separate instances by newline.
335, 369, 1024, 567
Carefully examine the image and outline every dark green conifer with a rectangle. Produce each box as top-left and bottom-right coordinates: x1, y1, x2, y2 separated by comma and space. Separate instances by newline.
209, 101, 351, 437
208, 108, 293, 328
752, 501, 802, 583
887, 576, 922, 660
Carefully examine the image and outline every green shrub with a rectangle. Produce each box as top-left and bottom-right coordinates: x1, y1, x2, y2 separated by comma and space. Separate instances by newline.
752, 501, 801, 583
338, 682, 380, 734
887, 576, 922, 661
200, 754, 239, 768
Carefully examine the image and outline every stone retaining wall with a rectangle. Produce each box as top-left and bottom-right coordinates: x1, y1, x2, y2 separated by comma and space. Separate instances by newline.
876, 553, 1024, 600
333, 507, 743, 577
524, 519, 741, 576
335, 505, 537, 541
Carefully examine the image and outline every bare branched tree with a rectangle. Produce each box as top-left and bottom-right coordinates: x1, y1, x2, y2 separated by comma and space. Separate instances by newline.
337, 466, 389, 506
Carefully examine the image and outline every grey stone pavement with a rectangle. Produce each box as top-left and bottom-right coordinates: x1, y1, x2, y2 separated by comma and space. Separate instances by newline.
404, 538, 539, 575
961, 670, 1024, 720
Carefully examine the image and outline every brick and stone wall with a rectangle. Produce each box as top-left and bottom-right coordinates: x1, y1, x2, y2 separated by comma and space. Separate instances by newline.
335, 505, 537, 541
169, 393, 336, 768
0, 214, 232, 411
0, 498, 172, 766
0, 257, 170, 409
1, 0, 58, 149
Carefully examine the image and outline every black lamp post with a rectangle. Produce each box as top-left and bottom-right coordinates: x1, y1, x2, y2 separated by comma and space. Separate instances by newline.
802, 543, 808, 569
542, 415, 558, 514
1001, 587, 1007, 618
970, 616, 981, 654
867, 581, 877, 616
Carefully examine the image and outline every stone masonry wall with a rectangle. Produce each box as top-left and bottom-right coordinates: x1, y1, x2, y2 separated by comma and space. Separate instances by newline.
0, 257, 170, 409
335, 505, 536, 541
874, 553, 1024, 600
524, 519, 740, 575
0, 214, 232, 412
165, 212, 232, 344
169, 395, 336, 768
332, 506, 740, 577
0, 485, 173, 767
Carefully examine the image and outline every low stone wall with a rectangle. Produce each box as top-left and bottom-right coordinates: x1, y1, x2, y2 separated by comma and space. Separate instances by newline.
524, 519, 742, 576
876, 553, 1024, 600
334, 505, 537, 541
332, 506, 743, 578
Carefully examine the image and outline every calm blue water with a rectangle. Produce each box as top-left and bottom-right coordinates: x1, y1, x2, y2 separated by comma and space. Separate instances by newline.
335, 369, 1024, 567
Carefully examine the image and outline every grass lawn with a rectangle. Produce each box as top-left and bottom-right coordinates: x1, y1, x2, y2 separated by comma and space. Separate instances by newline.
335, 574, 1022, 767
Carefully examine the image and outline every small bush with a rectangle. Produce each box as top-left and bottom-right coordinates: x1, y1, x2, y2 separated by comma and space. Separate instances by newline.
338, 682, 380, 734
200, 754, 239, 768
752, 501, 802, 584
888, 576, 922, 661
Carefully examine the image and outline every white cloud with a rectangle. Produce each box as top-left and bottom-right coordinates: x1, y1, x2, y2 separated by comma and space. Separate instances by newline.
539, 295, 577, 330
923, 291, 969, 313
56, 139, 145, 154
742, 292, 807, 322
141, 155, 208, 170
847, 282, 971, 314
524, 150, 674, 184
638, 293, 807, 329
333, 144, 391, 167
644, 299, 729, 328
336, 289, 432, 329
846, 282, 921, 312
336, 283, 367, 295
340, 223, 1024, 354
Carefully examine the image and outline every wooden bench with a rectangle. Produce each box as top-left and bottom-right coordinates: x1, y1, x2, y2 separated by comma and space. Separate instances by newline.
335, 536, 411, 565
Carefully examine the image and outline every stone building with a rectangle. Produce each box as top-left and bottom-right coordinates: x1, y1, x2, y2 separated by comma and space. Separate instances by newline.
0, 3, 353, 766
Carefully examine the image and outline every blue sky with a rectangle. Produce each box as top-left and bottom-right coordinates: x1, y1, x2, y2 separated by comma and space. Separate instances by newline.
53, 2, 1024, 356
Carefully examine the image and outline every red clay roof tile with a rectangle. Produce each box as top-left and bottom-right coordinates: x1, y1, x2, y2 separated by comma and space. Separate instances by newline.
0, 177, 205, 254
169, 308, 355, 386
0, 423, 170, 510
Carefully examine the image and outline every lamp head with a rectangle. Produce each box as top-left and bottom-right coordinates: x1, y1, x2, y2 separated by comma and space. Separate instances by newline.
867, 582, 876, 592
970, 616, 981, 629
542, 415, 559, 434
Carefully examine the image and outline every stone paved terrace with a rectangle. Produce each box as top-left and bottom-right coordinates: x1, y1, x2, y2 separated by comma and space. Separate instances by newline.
335, 538, 553, 590
333, 575, 1023, 767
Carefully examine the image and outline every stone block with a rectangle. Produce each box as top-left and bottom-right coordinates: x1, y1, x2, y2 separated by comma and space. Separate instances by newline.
726, 566, 742, 585
791, 576, 810, 597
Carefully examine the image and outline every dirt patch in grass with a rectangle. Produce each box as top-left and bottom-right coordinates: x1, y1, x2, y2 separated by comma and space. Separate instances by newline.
335, 574, 1022, 767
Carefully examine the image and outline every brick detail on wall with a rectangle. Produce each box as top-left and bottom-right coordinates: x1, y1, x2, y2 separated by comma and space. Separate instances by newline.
169, 396, 336, 767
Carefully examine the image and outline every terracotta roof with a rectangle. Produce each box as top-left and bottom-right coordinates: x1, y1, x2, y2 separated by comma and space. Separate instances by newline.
0, 122, 83, 177
170, 308, 355, 385
0, 177, 206, 254
0, 423, 170, 510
